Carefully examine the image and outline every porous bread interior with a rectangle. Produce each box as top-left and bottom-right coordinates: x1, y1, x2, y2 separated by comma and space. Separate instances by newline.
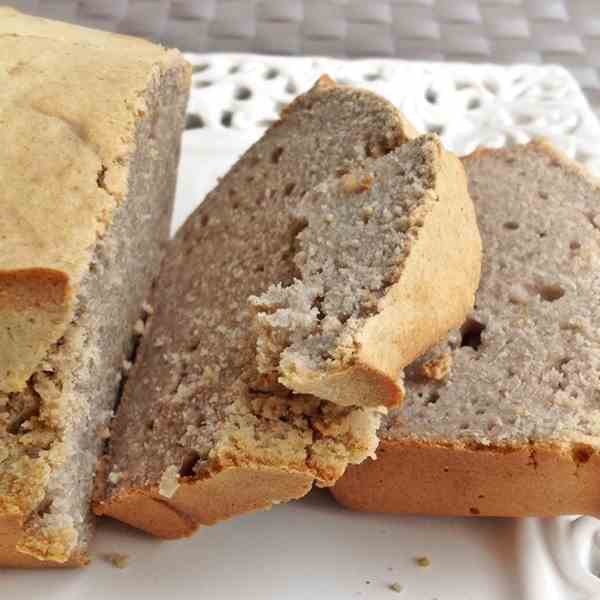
383, 142, 600, 450
250, 136, 438, 388
0, 64, 187, 564
99, 80, 419, 505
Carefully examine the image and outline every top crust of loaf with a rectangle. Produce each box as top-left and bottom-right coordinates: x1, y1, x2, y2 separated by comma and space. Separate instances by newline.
250, 135, 482, 407
0, 9, 190, 393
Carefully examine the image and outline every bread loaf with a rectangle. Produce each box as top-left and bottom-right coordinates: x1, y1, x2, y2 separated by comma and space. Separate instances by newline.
333, 141, 600, 517
0, 9, 190, 566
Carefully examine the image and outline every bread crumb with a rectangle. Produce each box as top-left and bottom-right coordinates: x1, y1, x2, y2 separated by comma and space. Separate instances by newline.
154, 335, 168, 348
415, 556, 430, 568
142, 301, 154, 315
341, 172, 374, 194
200, 365, 221, 386
508, 284, 529, 305
103, 553, 129, 569
419, 353, 452, 381
108, 471, 123, 484
97, 425, 111, 440
134, 319, 145, 335
389, 582, 403, 593
122, 360, 133, 373
158, 465, 180, 498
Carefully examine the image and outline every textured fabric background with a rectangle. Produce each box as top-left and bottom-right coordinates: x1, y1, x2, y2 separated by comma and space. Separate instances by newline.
5, 0, 600, 109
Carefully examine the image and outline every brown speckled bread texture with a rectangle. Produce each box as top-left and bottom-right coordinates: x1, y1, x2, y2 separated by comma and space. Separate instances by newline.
94, 77, 481, 538
250, 131, 481, 408
333, 141, 600, 517
0, 9, 190, 567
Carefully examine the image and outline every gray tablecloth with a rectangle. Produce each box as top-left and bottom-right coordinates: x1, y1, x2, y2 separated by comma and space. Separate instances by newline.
6, 0, 600, 111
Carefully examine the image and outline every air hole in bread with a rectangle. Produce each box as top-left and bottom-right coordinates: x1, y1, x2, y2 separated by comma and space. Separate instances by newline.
540, 284, 565, 302
460, 318, 485, 350
146, 420, 154, 431
425, 88, 437, 104
255, 265, 264, 273
201, 214, 210, 227
271, 147, 284, 164
425, 391, 440, 405
7, 406, 39, 434
265, 67, 279, 80
460, 422, 470, 430
283, 182, 295, 196
179, 451, 200, 477
235, 86, 252, 100
570, 240, 581, 250
221, 111, 233, 127
503, 221, 519, 230
538, 231, 547, 238
36, 497, 53, 518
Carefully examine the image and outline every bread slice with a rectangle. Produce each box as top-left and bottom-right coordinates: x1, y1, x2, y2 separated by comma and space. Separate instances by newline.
93, 77, 480, 538
250, 132, 481, 408
332, 141, 600, 517
0, 9, 190, 566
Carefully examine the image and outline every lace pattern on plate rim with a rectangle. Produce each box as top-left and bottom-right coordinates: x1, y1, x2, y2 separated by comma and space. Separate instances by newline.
184, 53, 600, 175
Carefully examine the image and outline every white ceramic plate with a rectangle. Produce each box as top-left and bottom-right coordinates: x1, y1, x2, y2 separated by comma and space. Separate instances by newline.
6, 55, 600, 599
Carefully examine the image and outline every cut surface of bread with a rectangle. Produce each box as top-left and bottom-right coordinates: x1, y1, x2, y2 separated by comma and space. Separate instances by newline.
0, 9, 190, 566
250, 134, 481, 407
95, 77, 479, 537
332, 141, 600, 517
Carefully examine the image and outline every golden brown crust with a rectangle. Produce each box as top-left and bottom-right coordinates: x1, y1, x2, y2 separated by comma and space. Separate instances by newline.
0, 8, 191, 566
0, 8, 187, 393
0, 514, 88, 568
280, 361, 403, 409
0, 269, 69, 310
331, 438, 600, 517
94, 465, 313, 538
349, 146, 481, 406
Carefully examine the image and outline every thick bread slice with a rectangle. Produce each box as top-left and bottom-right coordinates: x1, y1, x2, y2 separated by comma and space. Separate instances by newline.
0, 7, 188, 394
333, 141, 600, 517
93, 77, 478, 537
0, 10, 190, 566
250, 134, 480, 408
